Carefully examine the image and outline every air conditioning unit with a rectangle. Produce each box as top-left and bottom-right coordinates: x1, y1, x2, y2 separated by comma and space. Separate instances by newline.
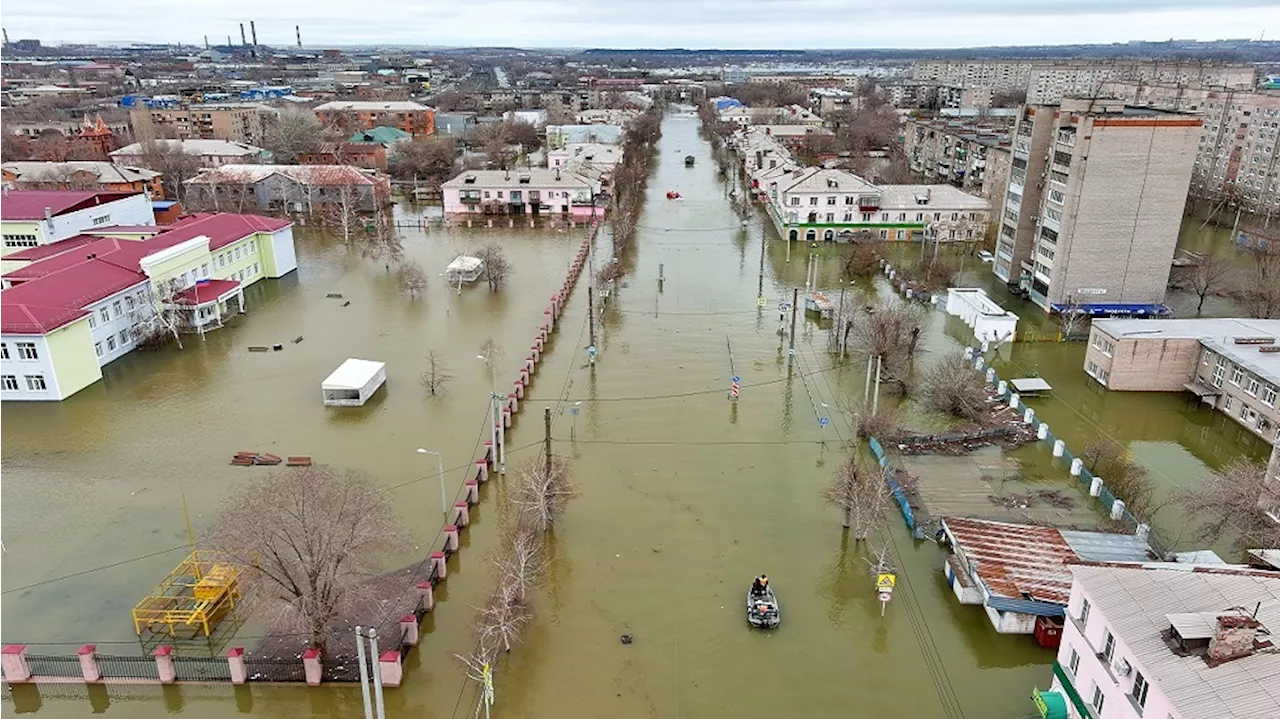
1113, 658, 1132, 677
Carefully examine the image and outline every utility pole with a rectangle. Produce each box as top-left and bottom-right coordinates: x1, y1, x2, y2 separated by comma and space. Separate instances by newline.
355, 626, 374, 719
369, 629, 386, 719
864, 353, 874, 402
788, 287, 799, 370
588, 283, 596, 350
835, 279, 846, 355
757, 229, 766, 301
543, 407, 552, 479
872, 355, 883, 417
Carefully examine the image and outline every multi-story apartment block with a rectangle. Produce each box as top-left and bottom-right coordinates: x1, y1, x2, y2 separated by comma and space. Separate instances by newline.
1193, 91, 1280, 216
313, 101, 436, 137
1045, 563, 1279, 719
441, 169, 600, 218
913, 60, 1254, 104
1083, 318, 1280, 442
903, 117, 1014, 202
1, 190, 156, 257
769, 168, 990, 244
0, 213, 297, 401
994, 99, 1201, 312
130, 104, 272, 145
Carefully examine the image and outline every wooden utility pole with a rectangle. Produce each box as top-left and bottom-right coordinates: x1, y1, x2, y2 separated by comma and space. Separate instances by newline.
788, 287, 799, 369
543, 407, 552, 478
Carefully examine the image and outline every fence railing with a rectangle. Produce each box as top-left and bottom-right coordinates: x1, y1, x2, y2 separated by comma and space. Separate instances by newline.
244, 657, 307, 683
25, 655, 83, 679
98, 655, 160, 680
174, 657, 233, 682
870, 436, 916, 530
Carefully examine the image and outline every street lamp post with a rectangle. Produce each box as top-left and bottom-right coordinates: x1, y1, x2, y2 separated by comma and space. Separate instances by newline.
416, 448, 447, 516
477, 354, 503, 474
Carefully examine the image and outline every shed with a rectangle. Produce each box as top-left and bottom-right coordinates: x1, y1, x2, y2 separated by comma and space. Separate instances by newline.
322, 358, 386, 406
1010, 377, 1052, 395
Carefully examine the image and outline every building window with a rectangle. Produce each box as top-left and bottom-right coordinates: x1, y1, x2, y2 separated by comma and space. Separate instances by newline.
916, 212, 924, 222
0, 343, 6, 360
1246, 377, 1260, 396
827, 196, 836, 205
119, 330, 129, 346
898, 212, 906, 221
92, 215, 111, 226
1068, 647, 1080, 675
1090, 683, 1106, 714
1240, 402, 1251, 421
790, 197, 800, 206
95, 342, 103, 357
219, 254, 226, 267
25, 375, 47, 391
3, 234, 39, 248
1225, 396, 1233, 411
1230, 367, 1243, 386
809, 197, 818, 206
1212, 361, 1225, 388
15, 342, 38, 360
1263, 385, 1277, 407
1132, 671, 1149, 709
88, 313, 98, 329
100, 307, 110, 323
882, 213, 890, 222
253, 262, 260, 276
201, 263, 210, 278
1, 375, 17, 391
107, 335, 117, 351
1079, 598, 1091, 627
862, 213, 873, 222
112, 301, 122, 318
844, 196, 856, 205
125, 296, 135, 311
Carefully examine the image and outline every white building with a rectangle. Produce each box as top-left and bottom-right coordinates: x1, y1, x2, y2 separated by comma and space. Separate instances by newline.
1, 190, 155, 256
1047, 563, 1280, 719
111, 139, 269, 168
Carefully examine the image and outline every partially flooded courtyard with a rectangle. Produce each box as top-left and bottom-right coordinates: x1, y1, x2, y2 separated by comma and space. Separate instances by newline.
3, 109, 1270, 718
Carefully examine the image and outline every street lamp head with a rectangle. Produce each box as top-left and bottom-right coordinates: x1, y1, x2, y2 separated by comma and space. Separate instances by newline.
416, 448, 429, 454
477, 354, 487, 360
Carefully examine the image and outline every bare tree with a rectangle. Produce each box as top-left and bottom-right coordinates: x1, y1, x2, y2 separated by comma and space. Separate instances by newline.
187, 166, 256, 213
511, 456, 574, 533
130, 278, 187, 349
420, 350, 454, 396
1172, 254, 1235, 314
847, 299, 927, 392
1081, 437, 1160, 520
843, 239, 882, 277
399, 259, 428, 297
1233, 241, 1280, 319
387, 137, 457, 188
919, 351, 989, 421
1056, 297, 1090, 340
1175, 459, 1280, 551
207, 465, 407, 652
477, 244, 512, 292
1, 130, 32, 161
822, 455, 890, 539
262, 107, 328, 164
136, 140, 203, 201
362, 212, 404, 270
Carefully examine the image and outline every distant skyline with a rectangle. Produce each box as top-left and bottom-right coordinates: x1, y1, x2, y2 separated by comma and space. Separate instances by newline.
3, 0, 1277, 49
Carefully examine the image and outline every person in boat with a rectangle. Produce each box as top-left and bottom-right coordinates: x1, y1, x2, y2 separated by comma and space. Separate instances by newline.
751, 574, 769, 597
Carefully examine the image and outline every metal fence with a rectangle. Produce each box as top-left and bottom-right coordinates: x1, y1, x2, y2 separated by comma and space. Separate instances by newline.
26, 654, 84, 679
97, 654, 160, 680
173, 657, 233, 682
244, 657, 307, 683
320, 657, 362, 683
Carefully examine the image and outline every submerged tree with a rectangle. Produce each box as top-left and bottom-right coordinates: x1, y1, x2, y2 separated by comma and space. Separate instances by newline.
420, 349, 454, 396
1080, 437, 1160, 521
1175, 458, 1280, 551
1171, 254, 1235, 314
207, 465, 406, 652
822, 455, 889, 540
399, 259, 428, 297
511, 456, 574, 533
847, 299, 927, 392
919, 351, 989, 422
477, 244, 512, 292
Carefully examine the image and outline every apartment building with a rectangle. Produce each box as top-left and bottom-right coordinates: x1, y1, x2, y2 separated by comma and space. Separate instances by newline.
912, 59, 1254, 104
1045, 563, 1279, 719
111, 139, 268, 168
994, 99, 1201, 312
903, 117, 1014, 202
2, 162, 163, 198
130, 104, 272, 145
1192, 91, 1280, 216
1, 190, 156, 257
441, 169, 599, 218
1083, 318, 1280, 442
0, 213, 297, 401
313, 101, 436, 137
771, 168, 990, 244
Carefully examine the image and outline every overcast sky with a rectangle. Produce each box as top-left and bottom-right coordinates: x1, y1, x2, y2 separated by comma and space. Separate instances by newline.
3, 0, 1277, 49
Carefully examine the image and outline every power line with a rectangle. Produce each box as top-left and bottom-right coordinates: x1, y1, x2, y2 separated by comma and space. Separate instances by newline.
522, 365, 843, 403
556, 438, 832, 446
2, 545, 190, 595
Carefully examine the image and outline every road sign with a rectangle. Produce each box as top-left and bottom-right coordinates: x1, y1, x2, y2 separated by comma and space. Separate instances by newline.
788, 348, 796, 356
819, 417, 829, 427
757, 296, 767, 307
732, 376, 740, 383
587, 345, 597, 357
878, 591, 892, 603
876, 573, 896, 590
570, 407, 580, 416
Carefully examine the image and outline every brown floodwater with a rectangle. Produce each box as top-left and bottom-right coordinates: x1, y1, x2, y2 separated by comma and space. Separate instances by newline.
3, 109, 1265, 718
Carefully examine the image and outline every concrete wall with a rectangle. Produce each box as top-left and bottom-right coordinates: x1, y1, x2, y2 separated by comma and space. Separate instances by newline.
1085, 330, 1203, 391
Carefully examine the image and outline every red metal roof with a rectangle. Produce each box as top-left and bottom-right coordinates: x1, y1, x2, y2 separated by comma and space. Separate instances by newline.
149, 213, 291, 251
942, 517, 1079, 605
172, 279, 240, 305
2, 260, 147, 333
0, 303, 90, 335
0, 190, 141, 220
3, 234, 103, 262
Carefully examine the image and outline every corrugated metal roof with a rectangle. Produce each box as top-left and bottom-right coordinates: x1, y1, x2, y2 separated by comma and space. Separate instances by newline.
943, 517, 1149, 606
1072, 565, 1280, 718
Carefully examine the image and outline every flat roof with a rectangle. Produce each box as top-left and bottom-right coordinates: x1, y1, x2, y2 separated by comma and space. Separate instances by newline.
1093, 318, 1280, 341
1011, 377, 1052, 393
1071, 564, 1280, 719
322, 358, 386, 390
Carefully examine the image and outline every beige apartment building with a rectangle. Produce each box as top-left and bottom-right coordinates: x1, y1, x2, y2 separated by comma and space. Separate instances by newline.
903, 117, 1013, 202
994, 99, 1200, 312
912, 59, 1254, 105
130, 104, 272, 145
1083, 318, 1280, 443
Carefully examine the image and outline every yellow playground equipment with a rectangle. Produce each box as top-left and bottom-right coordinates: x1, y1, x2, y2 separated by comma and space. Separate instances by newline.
132, 550, 241, 638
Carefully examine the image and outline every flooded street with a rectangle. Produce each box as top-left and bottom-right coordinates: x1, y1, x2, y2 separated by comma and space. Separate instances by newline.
2, 109, 1268, 718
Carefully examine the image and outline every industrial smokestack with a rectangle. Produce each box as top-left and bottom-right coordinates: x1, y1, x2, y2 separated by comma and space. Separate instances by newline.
296, 25, 301, 48
204, 35, 209, 49
240, 23, 247, 46
250, 20, 257, 47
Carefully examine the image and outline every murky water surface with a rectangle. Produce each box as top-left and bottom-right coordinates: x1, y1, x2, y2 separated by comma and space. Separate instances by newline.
3, 110, 1266, 718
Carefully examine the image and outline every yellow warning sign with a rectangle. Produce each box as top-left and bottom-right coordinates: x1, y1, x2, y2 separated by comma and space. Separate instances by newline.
757, 296, 767, 307
876, 573, 897, 590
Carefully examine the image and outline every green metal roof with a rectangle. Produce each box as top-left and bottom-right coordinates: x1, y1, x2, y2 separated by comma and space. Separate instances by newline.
347, 126, 410, 146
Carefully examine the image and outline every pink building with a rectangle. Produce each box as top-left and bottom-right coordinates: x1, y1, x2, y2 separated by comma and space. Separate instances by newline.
440, 169, 600, 218
1042, 563, 1280, 719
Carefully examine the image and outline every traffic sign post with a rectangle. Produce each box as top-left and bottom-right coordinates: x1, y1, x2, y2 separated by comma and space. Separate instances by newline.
730, 375, 740, 400
876, 573, 896, 616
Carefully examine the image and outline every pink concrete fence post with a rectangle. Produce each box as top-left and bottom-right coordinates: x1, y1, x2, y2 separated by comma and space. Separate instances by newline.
508, 390, 519, 413
302, 648, 322, 685
514, 378, 525, 399
226, 647, 247, 685
544, 308, 554, 331
483, 441, 494, 468
474, 458, 488, 483
464, 479, 479, 505
531, 343, 541, 363
430, 551, 447, 579
153, 645, 176, 684
415, 581, 435, 612
453, 500, 471, 527
379, 650, 402, 688
78, 644, 101, 682
1, 645, 31, 683
399, 615, 420, 647
525, 357, 535, 376
503, 406, 513, 429
443, 525, 459, 552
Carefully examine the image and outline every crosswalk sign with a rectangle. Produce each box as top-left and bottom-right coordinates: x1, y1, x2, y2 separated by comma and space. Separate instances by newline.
876, 573, 896, 590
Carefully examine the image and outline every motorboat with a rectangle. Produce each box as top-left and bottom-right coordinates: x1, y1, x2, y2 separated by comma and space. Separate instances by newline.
445, 255, 484, 294
684, 155, 696, 166
747, 584, 780, 628
666, 190, 681, 200
977, 250, 994, 263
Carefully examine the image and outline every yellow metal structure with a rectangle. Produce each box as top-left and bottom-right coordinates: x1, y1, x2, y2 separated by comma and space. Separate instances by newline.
132, 550, 240, 638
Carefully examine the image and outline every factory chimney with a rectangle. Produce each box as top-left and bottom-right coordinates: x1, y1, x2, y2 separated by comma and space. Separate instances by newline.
204, 35, 209, 49
250, 20, 258, 47
296, 25, 302, 48
240, 23, 247, 46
